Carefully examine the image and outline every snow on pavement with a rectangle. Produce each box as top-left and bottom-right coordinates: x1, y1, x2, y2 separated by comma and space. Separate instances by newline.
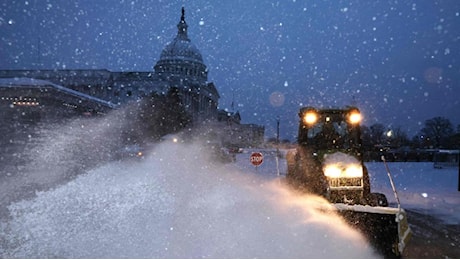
366, 161, 460, 225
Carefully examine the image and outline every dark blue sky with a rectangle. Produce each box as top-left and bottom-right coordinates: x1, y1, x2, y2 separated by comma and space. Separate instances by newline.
1, 0, 459, 140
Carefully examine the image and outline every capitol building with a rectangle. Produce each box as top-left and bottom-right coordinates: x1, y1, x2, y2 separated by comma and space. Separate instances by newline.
0, 8, 264, 147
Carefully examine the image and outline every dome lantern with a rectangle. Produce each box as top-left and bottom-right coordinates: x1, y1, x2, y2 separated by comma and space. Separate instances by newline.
177, 7, 189, 41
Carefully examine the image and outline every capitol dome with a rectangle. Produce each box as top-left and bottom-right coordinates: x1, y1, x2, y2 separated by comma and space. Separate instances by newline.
154, 8, 208, 83
154, 7, 208, 84
160, 38, 203, 64
159, 14, 204, 64
152, 7, 217, 124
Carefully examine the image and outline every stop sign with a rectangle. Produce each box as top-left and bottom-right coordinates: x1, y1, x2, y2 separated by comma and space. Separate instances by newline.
250, 152, 264, 166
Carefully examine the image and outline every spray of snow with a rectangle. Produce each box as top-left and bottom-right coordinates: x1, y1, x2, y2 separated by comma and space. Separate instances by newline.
0, 119, 380, 258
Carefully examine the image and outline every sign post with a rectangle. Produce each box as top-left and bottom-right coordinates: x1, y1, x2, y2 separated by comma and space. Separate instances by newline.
250, 152, 264, 171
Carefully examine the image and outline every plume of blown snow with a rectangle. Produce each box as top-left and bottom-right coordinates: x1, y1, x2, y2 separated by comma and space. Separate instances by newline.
0, 141, 379, 258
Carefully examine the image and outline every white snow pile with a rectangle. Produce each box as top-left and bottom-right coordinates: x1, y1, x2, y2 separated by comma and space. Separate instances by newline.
0, 141, 379, 258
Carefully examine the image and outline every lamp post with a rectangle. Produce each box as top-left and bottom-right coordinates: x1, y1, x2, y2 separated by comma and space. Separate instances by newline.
276, 116, 280, 176
276, 116, 280, 145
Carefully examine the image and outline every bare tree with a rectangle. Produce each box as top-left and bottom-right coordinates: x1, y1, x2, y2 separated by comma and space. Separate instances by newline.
420, 116, 454, 148
385, 126, 409, 148
360, 125, 372, 149
369, 123, 386, 145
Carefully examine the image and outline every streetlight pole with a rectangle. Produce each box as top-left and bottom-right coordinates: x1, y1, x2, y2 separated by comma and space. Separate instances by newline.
276, 116, 280, 145
276, 116, 280, 177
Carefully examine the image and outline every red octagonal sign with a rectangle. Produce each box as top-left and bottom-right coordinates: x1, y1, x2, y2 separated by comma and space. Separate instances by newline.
250, 152, 264, 166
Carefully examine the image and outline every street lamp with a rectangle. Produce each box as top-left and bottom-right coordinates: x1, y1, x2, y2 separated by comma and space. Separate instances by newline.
275, 116, 281, 176
276, 116, 280, 145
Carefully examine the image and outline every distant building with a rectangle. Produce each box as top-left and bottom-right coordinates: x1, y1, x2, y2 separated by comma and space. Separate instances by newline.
0, 77, 115, 123
217, 110, 265, 147
0, 7, 264, 147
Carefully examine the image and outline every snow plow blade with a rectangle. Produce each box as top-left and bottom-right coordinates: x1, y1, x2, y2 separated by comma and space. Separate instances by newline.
333, 203, 412, 258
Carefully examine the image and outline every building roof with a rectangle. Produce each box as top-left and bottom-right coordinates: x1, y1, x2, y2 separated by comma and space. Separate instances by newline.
0, 77, 116, 109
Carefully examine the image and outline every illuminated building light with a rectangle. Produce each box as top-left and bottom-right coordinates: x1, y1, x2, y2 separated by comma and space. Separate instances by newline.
12, 101, 40, 106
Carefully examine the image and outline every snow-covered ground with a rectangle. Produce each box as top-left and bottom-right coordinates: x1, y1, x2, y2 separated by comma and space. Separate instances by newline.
366, 161, 460, 225
0, 141, 459, 258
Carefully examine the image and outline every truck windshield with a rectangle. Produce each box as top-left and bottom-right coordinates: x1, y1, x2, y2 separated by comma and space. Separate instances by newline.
307, 120, 353, 150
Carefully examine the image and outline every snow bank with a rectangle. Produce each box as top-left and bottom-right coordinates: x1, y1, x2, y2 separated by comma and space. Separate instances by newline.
0, 142, 379, 258
366, 162, 460, 225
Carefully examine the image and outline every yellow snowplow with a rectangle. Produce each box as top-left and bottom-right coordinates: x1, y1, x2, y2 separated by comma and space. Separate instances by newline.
286, 106, 412, 257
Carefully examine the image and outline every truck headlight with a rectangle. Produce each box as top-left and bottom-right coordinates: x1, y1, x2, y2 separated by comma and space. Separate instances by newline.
344, 164, 363, 178
324, 163, 363, 178
303, 111, 318, 125
347, 110, 362, 124
324, 165, 342, 178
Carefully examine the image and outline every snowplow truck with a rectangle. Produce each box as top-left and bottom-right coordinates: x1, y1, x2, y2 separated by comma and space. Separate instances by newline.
286, 106, 411, 258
